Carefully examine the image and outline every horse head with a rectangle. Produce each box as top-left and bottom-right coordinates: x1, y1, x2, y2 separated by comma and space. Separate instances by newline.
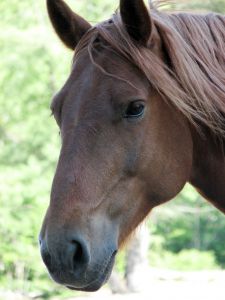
39, 0, 193, 291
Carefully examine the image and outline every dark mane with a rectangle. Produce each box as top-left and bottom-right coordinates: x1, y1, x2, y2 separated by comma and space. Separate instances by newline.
75, 4, 225, 137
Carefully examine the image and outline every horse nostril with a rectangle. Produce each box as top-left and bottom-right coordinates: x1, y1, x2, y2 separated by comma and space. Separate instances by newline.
40, 235, 90, 281
73, 241, 83, 262
71, 239, 90, 269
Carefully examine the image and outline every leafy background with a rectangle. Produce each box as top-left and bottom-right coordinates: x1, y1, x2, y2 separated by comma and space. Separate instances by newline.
0, 0, 225, 299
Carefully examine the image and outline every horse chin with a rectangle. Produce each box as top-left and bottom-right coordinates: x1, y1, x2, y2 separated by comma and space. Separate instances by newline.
66, 251, 116, 292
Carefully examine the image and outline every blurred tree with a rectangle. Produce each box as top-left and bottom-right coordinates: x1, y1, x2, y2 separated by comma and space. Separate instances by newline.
168, 0, 225, 12
150, 185, 225, 267
125, 226, 150, 292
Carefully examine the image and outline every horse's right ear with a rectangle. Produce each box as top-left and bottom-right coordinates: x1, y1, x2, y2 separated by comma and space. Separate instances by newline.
120, 0, 153, 45
47, 0, 91, 50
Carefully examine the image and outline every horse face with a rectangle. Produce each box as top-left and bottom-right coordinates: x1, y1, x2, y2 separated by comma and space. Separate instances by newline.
40, 0, 193, 291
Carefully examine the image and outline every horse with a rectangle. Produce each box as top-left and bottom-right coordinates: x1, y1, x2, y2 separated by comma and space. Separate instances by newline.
39, 0, 225, 292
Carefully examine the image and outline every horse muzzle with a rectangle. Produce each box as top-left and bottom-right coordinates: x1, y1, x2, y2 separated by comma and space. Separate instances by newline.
39, 232, 117, 292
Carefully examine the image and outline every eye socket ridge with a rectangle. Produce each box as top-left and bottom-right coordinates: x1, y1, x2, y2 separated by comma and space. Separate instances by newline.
50, 91, 66, 126
50, 102, 62, 126
123, 100, 145, 119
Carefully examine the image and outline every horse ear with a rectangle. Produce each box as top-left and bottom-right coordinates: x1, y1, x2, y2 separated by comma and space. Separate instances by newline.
120, 0, 153, 45
47, 0, 91, 50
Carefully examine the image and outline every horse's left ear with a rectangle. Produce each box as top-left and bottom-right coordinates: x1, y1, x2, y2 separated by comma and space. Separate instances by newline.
47, 0, 91, 50
120, 0, 153, 45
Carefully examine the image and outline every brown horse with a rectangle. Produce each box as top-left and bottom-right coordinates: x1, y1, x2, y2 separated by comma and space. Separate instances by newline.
40, 0, 225, 292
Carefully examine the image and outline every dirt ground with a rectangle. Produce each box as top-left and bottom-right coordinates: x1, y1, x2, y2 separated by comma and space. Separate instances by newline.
56, 270, 225, 300
1, 270, 224, 300
73, 279, 224, 300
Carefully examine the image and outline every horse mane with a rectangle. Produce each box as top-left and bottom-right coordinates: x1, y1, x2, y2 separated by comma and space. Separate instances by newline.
75, 3, 225, 137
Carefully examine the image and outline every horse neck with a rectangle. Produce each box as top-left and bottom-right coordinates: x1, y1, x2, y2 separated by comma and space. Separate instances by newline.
189, 128, 225, 214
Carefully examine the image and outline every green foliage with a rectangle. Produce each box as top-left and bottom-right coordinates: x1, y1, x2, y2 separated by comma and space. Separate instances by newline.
176, 0, 225, 13
115, 250, 126, 274
149, 249, 218, 271
149, 185, 225, 267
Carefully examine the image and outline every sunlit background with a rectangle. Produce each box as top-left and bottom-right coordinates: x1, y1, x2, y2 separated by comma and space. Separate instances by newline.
0, 1, 225, 299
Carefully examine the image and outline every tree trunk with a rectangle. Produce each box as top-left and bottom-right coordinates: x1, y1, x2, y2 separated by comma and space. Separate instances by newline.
125, 225, 150, 293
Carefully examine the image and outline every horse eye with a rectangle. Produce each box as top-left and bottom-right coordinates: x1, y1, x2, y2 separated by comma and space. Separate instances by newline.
124, 101, 145, 118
